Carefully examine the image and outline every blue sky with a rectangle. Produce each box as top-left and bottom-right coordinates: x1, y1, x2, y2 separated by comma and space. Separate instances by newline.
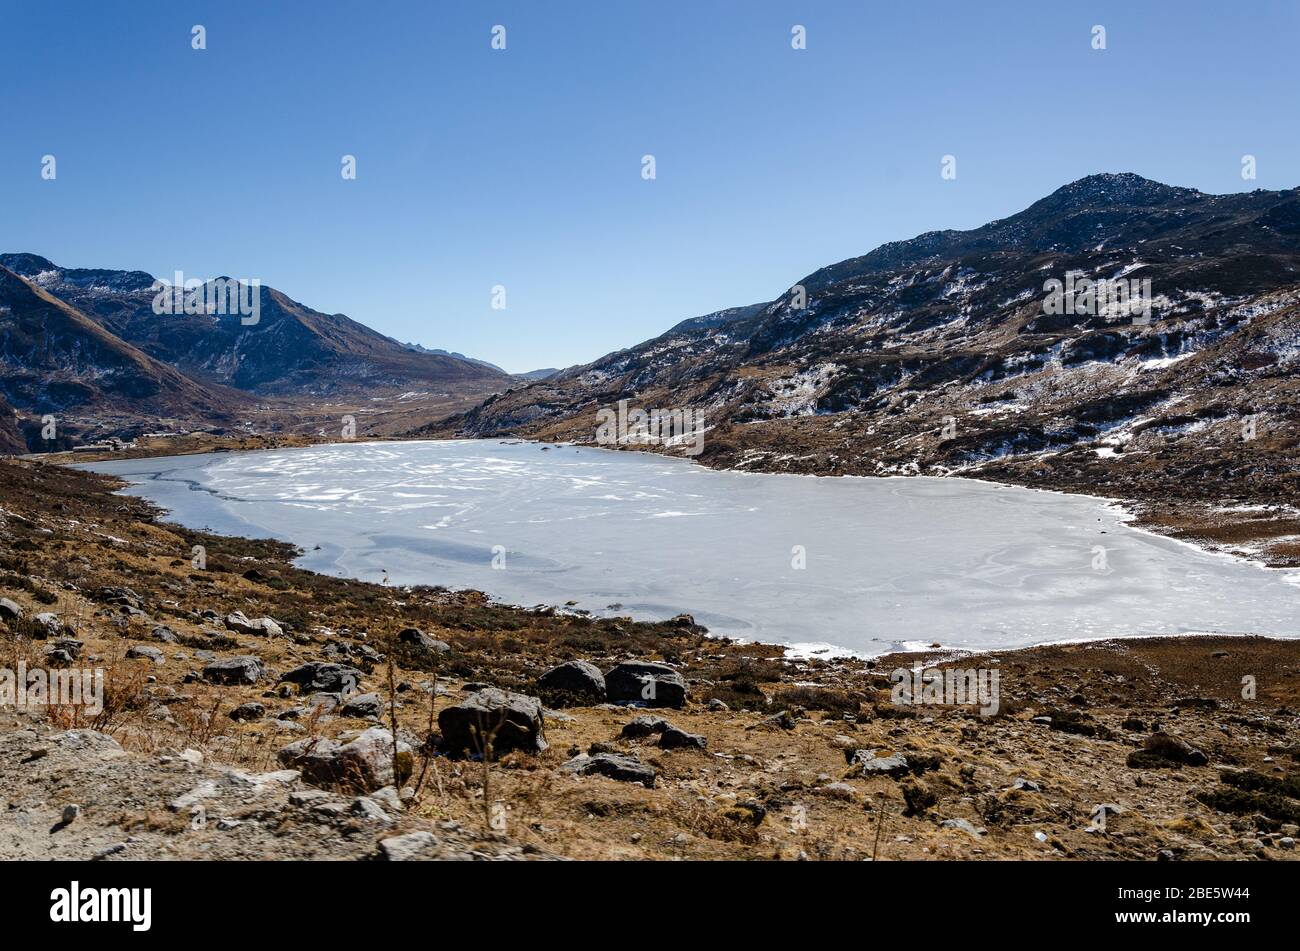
2, 1, 1297, 372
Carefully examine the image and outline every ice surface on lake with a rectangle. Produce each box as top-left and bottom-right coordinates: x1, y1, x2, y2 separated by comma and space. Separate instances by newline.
85, 440, 1300, 656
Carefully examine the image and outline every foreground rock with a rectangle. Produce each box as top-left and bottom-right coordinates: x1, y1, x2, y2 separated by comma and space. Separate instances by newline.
438, 688, 548, 756
279, 662, 363, 694
560, 752, 656, 787
604, 661, 688, 708
277, 728, 413, 793
1127, 732, 1209, 768
202, 655, 267, 685
537, 660, 606, 705
224, 611, 284, 638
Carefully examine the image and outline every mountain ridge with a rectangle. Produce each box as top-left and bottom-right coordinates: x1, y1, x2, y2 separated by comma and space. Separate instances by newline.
425, 173, 1300, 564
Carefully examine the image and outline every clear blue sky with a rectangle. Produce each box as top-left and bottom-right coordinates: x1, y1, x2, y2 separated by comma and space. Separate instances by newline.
3, 1, 1296, 373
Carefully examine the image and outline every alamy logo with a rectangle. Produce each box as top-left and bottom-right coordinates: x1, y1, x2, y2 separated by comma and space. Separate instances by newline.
595, 399, 705, 456
890, 665, 1000, 716
50, 882, 151, 931
151, 271, 261, 325
1, 663, 103, 715
1043, 272, 1152, 325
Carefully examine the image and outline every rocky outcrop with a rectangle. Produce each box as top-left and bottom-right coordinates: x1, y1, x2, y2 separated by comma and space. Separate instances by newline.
537, 660, 606, 705
277, 728, 413, 793
438, 688, 548, 756
604, 661, 687, 708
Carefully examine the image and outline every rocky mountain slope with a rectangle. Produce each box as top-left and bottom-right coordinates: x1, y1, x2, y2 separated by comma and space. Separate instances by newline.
0, 254, 510, 397
430, 174, 1300, 564
0, 265, 246, 448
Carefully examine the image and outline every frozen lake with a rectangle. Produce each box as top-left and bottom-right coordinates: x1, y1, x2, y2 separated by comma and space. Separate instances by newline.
84, 440, 1300, 656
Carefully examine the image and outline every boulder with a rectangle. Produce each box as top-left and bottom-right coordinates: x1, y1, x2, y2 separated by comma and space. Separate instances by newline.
658, 726, 707, 750
52, 638, 84, 660
0, 597, 22, 623
202, 655, 268, 685
849, 750, 910, 777
228, 702, 266, 722
1127, 732, 1208, 768
98, 586, 144, 610
225, 611, 283, 638
33, 612, 62, 637
378, 831, 439, 861
604, 661, 687, 708
126, 644, 165, 665
341, 692, 384, 719
537, 660, 606, 705
560, 752, 656, 787
398, 627, 450, 653
620, 715, 672, 739
438, 688, 547, 756
391, 627, 451, 670
279, 662, 363, 694
277, 727, 412, 793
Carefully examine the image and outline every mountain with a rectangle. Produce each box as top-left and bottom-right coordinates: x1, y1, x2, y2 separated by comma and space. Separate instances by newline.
0, 264, 245, 448
0, 395, 26, 454
429, 174, 1300, 542
516, 368, 560, 381
0, 255, 511, 397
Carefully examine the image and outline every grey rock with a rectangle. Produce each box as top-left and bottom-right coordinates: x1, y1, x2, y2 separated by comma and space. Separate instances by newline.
438, 688, 547, 756
560, 752, 657, 787
619, 715, 672, 739
52, 638, 84, 660
0, 597, 23, 622
537, 660, 606, 705
604, 661, 687, 708
658, 726, 707, 750
378, 831, 439, 861
277, 727, 413, 793
941, 818, 987, 837
202, 655, 268, 685
228, 702, 266, 722
850, 751, 909, 777
225, 611, 283, 638
126, 644, 165, 665
279, 662, 363, 694
341, 692, 383, 719
397, 627, 451, 653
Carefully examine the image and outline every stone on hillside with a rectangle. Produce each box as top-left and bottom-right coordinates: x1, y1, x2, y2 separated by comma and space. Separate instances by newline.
341, 692, 383, 719
33, 612, 62, 637
1127, 732, 1208, 768
225, 611, 283, 638
438, 688, 547, 756
620, 715, 672, 739
537, 660, 606, 705
604, 661, 687, 708
229, 702, 266, 722
278, 727, 412, 793
202, 655, 268, 685
0, 597, 22, 622
126, 644, 165, 665
560, 752, 656, 787
849, 750, 910, 777
398, 627, 451, 653
378, 831, 439, 861
279, 662, 363, 694
658, 726, 707, 750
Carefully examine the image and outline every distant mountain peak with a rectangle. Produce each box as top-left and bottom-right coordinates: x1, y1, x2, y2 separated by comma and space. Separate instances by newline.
1046, 172, 1200, 206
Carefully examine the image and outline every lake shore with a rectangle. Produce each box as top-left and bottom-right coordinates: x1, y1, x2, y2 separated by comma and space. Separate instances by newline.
0, 454, 1298, 860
